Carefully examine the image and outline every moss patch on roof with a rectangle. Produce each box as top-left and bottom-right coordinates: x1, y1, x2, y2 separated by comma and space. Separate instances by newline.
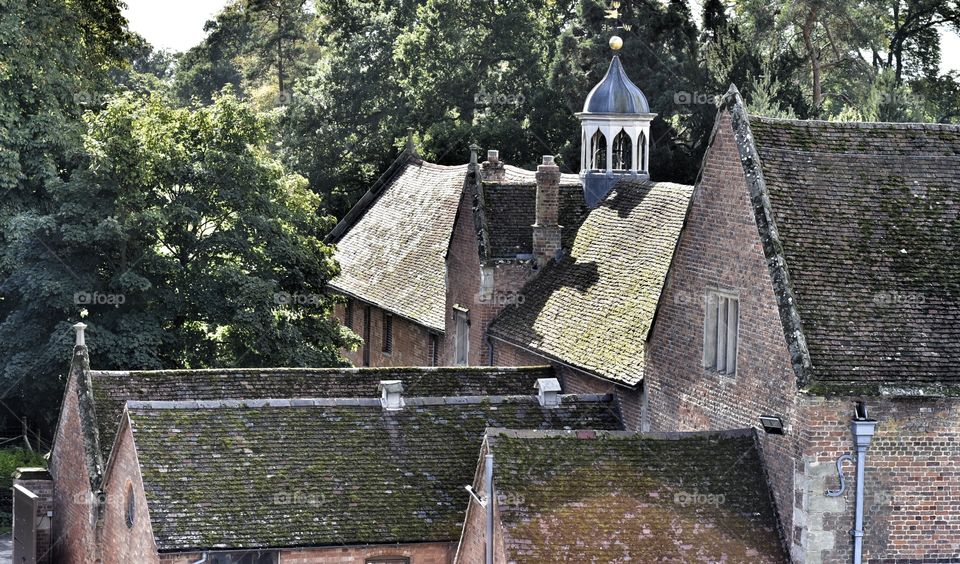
90, 366, 554, 460
489, 429, 787, 563
480, 182, 587, 259
127, 398, 622, 551
329, 160, 467, 330
748, 116, 960, 387
488, 180, 694, 386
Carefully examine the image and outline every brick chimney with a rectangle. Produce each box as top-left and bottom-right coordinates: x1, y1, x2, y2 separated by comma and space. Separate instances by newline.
533, 155, 562, 267
480, 149, 505, 182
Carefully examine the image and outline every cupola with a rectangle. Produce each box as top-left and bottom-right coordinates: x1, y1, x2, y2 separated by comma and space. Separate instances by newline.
577, 36, 656, 207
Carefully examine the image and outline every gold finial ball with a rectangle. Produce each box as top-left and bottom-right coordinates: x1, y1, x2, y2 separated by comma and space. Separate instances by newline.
609, 36, 623, 51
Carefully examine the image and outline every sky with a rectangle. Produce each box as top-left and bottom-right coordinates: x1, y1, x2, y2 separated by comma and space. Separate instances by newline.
124, 0, 960, 74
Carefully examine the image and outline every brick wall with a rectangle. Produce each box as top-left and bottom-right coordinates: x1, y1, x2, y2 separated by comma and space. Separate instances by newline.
49, 351, 99, 564
99, 417, 160, 564
491, 340, 639, 431
162, 543, 456, 563
643, 110, 800, 552
795, 396, 960, 563
334, 299, 438, 367
455, 443, 507, 564
445, 172, 536, 367
13, 470, 53, 564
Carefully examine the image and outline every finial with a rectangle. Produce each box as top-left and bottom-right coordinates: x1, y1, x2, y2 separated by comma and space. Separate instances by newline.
469, 143, 480, 165
405, 127, 415, 152
73, 322, 87, 347
609, 36, 623, 51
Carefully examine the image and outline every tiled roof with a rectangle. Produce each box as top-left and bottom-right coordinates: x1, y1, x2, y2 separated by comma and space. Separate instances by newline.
328, 156, 467, 330
90, 366, 554, 459
126, 396, 623, 551
743, 113, 960, 390
481, 183, 587, 259
488, 429, 787, 563
487, 180, 694, 385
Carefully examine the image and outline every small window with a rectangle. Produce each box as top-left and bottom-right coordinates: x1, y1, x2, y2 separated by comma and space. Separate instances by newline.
344, 299, 354, 329
704, 290, 739, 375
382, 312, 393, 354
429, 334, 439, 367
125, 483, 135, 529
454, 309, 469, 365
366, 558, 410, 564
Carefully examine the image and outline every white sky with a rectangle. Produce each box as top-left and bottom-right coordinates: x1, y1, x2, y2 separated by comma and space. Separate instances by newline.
124, 0, 960, 74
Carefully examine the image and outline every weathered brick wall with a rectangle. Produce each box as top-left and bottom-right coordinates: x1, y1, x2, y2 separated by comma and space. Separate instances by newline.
99, 419, 159, 564
643, 111, 800, 551
491, 340, 639, 431
49, 354, 99, 564
446, 172, 535, 367
162, 543, 456, 563
796, 396, 960, 563
333, 299, 437, 367
13, 473, 54, 564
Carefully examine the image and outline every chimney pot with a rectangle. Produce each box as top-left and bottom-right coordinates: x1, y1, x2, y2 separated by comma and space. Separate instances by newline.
487, 149, 499, 164
542, 155, 555, 165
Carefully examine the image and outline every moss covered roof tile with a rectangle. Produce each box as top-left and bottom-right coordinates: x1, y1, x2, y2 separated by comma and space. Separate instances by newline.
126, 397, 622, 551
487, 180, 694, 385
488, 429, 787, 563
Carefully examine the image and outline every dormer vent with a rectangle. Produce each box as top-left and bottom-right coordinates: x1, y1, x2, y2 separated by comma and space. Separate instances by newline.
535, 378, 562, 408
379, 380, 404, 411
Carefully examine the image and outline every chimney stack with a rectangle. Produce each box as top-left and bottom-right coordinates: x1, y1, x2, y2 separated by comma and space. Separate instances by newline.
480, 149, 505, 182
379, 380, 404, 411
535, 378, 562, 408
533, 155, 562, 267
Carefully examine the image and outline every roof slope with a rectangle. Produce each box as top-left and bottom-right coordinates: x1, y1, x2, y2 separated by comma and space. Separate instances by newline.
91, 366, 553, 459
489, 429, 787, 563
329, 158, 467, 330
746, 116, 960, 390
127, 397, 622, 551
481, 182, 586, 259
488, 180, 694, 385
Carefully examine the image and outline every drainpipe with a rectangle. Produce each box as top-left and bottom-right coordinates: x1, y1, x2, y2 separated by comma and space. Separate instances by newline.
191, 553, 208, 564
851, 402, 877, 564
485, 453, 494, 564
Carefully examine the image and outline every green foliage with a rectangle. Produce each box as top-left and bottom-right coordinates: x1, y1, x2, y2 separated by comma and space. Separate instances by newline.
0, 91, 358, 431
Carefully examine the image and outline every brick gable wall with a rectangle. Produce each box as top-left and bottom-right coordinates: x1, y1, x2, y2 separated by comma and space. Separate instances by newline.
445, 173, 536, 367
99, 419, 160, 563
643, 110, 800, 551
49, 353, 99, 564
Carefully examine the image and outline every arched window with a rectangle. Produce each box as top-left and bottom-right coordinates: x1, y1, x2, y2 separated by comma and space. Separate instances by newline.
125, 483, 135, 529
590, 130, 607, 171
612, 129, 632, 171
639, 131, 647, 172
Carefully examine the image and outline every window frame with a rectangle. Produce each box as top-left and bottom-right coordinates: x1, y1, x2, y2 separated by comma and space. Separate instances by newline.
344, 299, 354, 330
454, 309, 469, 365
703, 289, 739, 376
382, 311, 393, 354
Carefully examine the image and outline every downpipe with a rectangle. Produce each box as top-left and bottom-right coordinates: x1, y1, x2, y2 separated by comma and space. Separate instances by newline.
850, 402, 877, 564
485, 453, 494, 564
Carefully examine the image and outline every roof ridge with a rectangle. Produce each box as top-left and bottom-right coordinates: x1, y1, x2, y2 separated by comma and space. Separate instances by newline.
92, 365, 553, 378
751, 114, 960, 131
485, 427, 755, 441
125, 393, 613, 410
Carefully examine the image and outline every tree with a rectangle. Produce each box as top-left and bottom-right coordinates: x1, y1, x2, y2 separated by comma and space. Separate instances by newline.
0, 91, 357, 431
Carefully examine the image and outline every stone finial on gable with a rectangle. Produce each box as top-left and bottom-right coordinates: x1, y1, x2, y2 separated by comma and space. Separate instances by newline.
73, 322, 87, 347
535, 378, 562, 408
379, 380, 404, 411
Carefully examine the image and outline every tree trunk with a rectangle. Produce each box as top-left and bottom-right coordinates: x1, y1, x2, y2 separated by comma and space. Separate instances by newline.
802, 6, 822, 116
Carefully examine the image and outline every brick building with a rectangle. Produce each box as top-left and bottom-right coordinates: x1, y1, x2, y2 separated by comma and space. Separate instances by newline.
46, 324, 625, 563
643, 86, 960, 562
